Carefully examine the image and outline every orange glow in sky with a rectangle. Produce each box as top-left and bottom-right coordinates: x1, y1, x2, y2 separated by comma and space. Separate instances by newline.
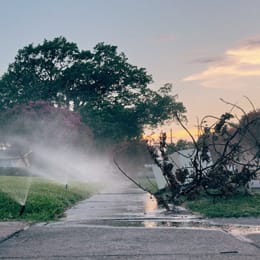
143, 127, 198, 143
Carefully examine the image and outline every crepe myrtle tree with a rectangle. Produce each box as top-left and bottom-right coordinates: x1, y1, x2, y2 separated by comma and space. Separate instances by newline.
0, 100, 93, 152
146, 100, 260, 209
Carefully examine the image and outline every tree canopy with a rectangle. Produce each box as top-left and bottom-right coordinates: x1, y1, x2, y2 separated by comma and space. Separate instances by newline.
0, 36, 186, 142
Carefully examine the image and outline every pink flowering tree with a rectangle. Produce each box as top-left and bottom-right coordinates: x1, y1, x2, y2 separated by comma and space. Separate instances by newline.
0, 100, 93, 152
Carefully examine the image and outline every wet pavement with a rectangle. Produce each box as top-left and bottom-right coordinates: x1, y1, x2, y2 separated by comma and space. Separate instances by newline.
0, 181, 260, 259
61, 182, 207, 229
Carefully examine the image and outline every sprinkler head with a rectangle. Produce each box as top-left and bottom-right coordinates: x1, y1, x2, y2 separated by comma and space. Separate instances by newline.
19, 205, 26, 216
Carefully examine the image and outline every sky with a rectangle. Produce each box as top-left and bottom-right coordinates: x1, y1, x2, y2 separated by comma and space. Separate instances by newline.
1, 0, 260, 141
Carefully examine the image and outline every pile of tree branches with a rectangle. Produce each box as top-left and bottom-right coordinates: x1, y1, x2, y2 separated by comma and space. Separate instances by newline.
147, 101, 260, 209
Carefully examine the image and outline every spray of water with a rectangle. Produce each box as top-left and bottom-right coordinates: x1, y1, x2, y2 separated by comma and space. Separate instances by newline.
28, 142, 116, 186
0, 175, 32, 206
0, 113, 127, 207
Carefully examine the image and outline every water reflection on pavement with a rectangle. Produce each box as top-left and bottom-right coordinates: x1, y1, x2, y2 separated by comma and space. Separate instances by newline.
59, 182, 260, 244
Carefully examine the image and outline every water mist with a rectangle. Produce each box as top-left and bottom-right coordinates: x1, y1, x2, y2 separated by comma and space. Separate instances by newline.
0, 108, 129, 209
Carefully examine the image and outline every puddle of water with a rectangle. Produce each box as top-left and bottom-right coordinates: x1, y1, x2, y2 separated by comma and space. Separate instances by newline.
68, 218, 260, 246
76, 218, 215, 229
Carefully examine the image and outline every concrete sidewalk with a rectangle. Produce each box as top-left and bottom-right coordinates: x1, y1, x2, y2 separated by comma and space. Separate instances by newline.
0, 222, 28, 242
0, 218, 260, 259
0, 183, 260, 259
0, 224, 260, 259
1, 217, 260, 244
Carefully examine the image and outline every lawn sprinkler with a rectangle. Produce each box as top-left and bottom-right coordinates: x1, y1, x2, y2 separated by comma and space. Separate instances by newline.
19, 205, 26, 216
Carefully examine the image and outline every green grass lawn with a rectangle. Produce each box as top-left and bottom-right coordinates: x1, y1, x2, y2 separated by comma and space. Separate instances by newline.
0, 176, 98, 221
141, 177, 260, 218
185, 193, 260, 218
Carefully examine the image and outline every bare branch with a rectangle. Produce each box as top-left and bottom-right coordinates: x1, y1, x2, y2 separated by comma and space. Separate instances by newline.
244, 96, 256, 112
113, 156, 153, 194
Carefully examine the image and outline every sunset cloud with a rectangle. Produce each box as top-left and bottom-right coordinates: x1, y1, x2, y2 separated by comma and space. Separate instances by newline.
226, 47, 260, 65
183, 38, 260, 88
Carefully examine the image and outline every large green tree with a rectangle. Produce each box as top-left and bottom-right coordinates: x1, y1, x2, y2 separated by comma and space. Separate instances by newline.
0, 37, 186, 142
